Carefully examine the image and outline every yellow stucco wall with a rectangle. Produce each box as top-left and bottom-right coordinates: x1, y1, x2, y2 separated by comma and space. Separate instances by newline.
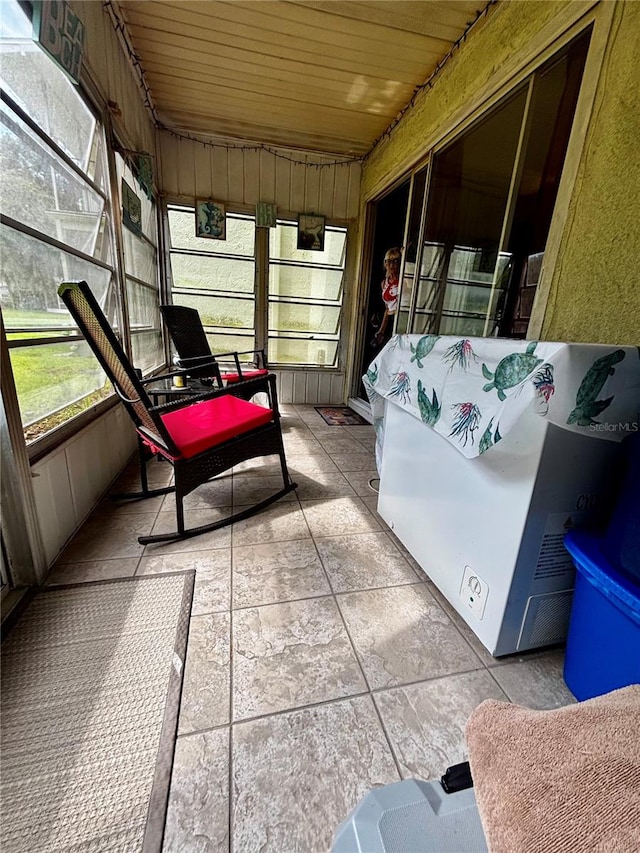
361, 0, 640, 346
541, 0, 640, 344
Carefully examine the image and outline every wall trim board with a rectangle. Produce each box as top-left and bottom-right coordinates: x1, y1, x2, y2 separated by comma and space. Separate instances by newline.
344, 197, 377, 400
529, 0, 617, 338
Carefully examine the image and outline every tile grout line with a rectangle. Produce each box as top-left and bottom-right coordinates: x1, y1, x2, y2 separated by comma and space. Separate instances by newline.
325, 553, 406, 782
228, 481, 235, 853
231, 690, 373, 729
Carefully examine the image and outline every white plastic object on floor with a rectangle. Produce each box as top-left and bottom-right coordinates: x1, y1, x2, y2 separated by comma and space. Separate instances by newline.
332, 778, 487, 853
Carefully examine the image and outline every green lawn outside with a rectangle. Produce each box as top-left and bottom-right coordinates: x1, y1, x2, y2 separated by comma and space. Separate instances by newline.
9, 337, 106, 432
3, 307, 75, 328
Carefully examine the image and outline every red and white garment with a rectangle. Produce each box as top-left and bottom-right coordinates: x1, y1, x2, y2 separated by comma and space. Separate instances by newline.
381, 274, 399, 314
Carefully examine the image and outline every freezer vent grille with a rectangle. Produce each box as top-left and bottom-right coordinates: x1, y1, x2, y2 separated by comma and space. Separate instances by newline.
534, 533, 575, 581
517, 590, 573, 650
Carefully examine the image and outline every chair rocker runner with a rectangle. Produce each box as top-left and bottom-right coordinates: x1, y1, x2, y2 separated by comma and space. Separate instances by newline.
160, 304, 269, 393
58, 281, 297, 545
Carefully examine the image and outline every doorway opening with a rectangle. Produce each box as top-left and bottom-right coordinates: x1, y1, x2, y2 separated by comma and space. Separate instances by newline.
357, 180, 410, 400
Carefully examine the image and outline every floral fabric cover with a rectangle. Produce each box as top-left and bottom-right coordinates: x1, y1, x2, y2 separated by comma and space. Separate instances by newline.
363, 335, 640, 466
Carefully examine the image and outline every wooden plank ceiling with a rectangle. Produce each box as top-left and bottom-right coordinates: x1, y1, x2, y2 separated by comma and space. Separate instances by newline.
116, 0, 489, 157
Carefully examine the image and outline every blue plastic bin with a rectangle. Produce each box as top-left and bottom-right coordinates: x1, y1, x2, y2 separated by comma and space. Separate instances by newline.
563, 531, 640, 701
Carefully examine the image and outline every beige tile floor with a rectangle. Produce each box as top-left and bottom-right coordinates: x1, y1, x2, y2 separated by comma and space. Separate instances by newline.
47, 404, 576, 853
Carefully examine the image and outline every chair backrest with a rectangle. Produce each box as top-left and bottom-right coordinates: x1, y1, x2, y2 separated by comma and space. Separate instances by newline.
59, 281, 177, 455
160, 304, 213, 378
161, 304, 268, 379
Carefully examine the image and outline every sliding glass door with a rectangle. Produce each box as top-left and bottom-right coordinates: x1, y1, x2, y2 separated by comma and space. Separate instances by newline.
400, 28, 591, 340
414, 88, 527, 337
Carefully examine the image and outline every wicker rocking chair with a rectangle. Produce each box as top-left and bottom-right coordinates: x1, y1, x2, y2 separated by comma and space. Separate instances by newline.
160, 304, 268, 390
58, 281, 297, 545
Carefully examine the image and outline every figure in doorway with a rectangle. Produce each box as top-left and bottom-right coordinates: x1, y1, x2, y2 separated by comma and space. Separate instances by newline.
371, 247, 402, 348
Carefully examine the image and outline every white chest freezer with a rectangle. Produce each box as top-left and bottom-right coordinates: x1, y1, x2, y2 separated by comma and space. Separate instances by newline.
366, 335, 640, 656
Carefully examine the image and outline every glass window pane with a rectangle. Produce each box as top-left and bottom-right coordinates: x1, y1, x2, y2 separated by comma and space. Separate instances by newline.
268, 338, 338, 367
168, 207, 257, 352
269, 303, 340, 335
413, 242, 445, 325
116, 153, 160, 377
172, 293, 255, 332
269, 266, 343, 301
395, 310, 410, 335
0, 103, 110, 259
116, 156, 157, 241
131, 330, 164, 375
1, 225, 112, 325
399, 166, 428, 327
123, 229, 156, 283
205, 332, 256, 356
1, 1, 120, 445
87, 125, 109, 193
268, 221, 347, 366
0, 2, 97, 172
439, 316, 489, 337
9, 340, 107, 428
169, 208, 255, 255
442, 283, 492, 315
419, 88, 527, 334
412, 312, 434, 335
126, 279, 159, 328
499, 31, 590, 337
269, 222, 346, 266
171, 253, 254, 294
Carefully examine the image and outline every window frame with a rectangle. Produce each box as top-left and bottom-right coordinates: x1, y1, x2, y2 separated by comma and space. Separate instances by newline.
267, 218, 347, 369
116, 152, 163, 376
1, 119, 121, 460
166, 204, 259, 354
164, 202, 349, 372
0, 1, 163, 462
389, 25, 595, 344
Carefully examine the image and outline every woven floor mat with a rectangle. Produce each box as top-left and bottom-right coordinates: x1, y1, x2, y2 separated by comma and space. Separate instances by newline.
1, 572, 194, 853
314, 406, 369, 426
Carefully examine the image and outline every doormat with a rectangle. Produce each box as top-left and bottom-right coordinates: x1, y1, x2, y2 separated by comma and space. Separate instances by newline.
0, 571, 194, 853
315, 406, 369, 426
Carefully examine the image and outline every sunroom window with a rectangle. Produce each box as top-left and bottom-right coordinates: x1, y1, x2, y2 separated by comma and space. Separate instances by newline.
166, 208, 347, 368
268, 221, 346, 366
116, 154, 162, 375
1, 0, 117, 444
167, 206, 257, 355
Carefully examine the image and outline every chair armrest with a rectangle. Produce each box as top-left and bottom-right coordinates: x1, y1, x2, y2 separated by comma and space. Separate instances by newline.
206, 349, 267, 368
170, 353, 219, 368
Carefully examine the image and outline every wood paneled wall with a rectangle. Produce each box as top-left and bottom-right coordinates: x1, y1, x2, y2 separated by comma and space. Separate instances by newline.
157, 132, 362, 220
31, 406, 136, 568
274, 370, 345, 405
73, 1, 155, 152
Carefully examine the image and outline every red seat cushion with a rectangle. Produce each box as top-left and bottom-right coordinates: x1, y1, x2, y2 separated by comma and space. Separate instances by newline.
223, 368, 269, 383
160, 395, 273, 459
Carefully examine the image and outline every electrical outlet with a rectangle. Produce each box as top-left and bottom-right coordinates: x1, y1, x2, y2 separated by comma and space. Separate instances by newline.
460, 565, 488, 620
